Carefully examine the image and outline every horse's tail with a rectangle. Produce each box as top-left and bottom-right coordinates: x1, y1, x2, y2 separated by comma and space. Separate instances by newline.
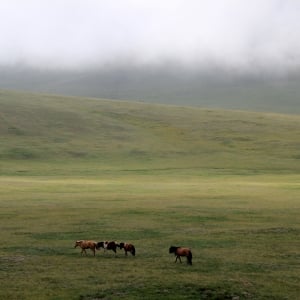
131, 245, 136, 256
187, 251, 192, 265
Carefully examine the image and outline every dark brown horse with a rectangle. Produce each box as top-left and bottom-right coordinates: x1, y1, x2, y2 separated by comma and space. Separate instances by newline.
96, 241, 118, 255
119, 242, 135, 256
74, 240, 98, 256
169, 246, 192, 265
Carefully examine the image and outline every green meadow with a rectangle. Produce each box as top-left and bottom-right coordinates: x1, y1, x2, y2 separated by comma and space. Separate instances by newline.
0, 90, 300, 299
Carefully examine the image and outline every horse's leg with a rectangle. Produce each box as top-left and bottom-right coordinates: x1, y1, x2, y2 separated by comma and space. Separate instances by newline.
178, 256, 182, 263
92, 248, 95, 256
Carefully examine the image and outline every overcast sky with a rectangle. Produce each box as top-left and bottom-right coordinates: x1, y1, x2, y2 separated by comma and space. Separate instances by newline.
0, 0, 299, 75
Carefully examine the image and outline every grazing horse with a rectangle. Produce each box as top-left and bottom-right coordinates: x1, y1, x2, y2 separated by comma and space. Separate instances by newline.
169, 246, 192, 265
96, 241, 118, 255
119, 242, 136, 256
74, 240, 98, 256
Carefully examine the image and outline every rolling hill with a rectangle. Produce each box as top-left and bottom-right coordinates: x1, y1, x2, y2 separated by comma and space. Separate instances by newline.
0, 89, 299, 175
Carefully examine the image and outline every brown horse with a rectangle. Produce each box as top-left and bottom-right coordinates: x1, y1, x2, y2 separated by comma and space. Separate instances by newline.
119, 242, 135, 256
74, 240, 98, 256
169, 246, 192, 265
96, 241, 118, 255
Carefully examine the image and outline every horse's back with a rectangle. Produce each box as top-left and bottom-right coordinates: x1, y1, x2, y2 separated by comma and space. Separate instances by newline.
170, 246, 192, 256
87, 241, 97, 248
80, 240, 97, 248
179, 247, 191, 255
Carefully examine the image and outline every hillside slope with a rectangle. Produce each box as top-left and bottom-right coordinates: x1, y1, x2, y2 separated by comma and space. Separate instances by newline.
0, 89, 299, 174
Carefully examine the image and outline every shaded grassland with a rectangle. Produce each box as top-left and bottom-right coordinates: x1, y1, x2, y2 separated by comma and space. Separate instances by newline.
0, 90, 300, 299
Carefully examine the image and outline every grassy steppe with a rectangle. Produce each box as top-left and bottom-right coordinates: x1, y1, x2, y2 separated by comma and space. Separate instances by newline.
0, 90, 300, 299
1, 89, 300, 174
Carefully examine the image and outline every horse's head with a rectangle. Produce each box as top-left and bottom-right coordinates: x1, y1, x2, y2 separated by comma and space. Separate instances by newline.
169, 246, 178, 253
74, 240, 82, 248
119, 242, 124, 249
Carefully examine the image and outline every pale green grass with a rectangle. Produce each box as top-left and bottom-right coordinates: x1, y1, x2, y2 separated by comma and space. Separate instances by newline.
0, 174, 299, 299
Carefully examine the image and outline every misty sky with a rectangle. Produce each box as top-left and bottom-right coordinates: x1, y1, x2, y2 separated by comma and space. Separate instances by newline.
0, 0, 299, 75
